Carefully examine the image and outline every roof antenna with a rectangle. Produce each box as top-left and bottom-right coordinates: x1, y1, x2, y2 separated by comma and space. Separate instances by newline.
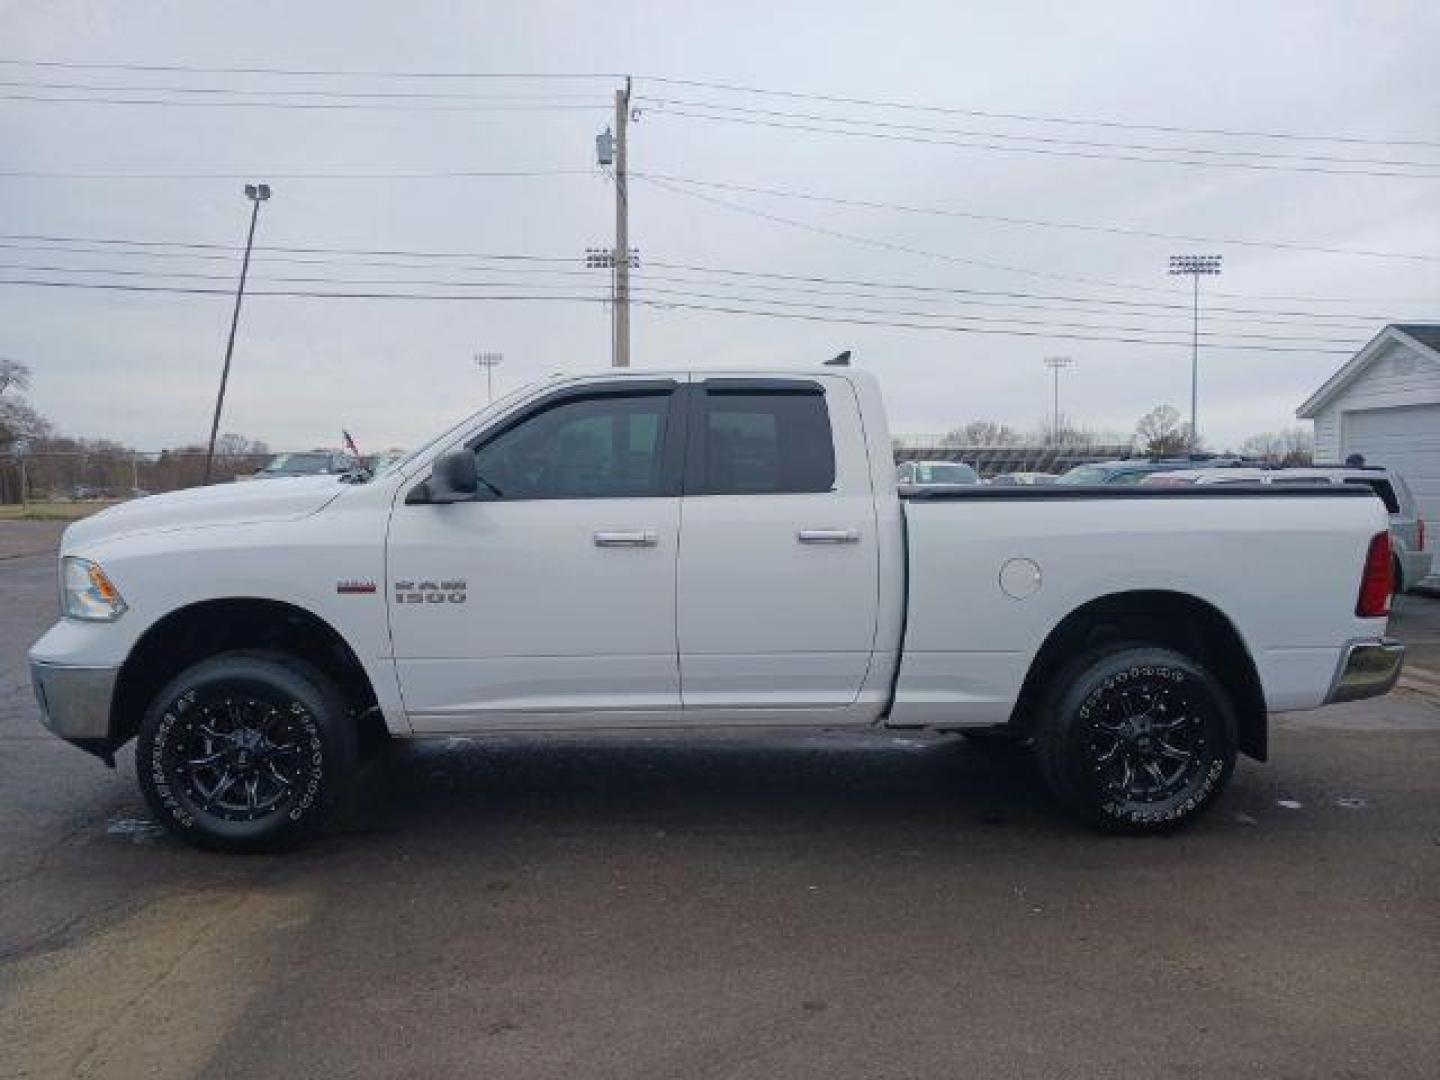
825, 350, 851, 367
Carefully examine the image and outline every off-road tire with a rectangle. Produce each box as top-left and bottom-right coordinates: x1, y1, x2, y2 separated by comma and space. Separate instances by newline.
1033, 645, 1236, 833
136, 651, 356, 852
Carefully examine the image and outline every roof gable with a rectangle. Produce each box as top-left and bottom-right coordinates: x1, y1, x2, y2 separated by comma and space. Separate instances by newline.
1296, 323, 1440, 418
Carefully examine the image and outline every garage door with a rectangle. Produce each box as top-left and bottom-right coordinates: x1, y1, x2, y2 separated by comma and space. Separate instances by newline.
1343, 404, 1440, 584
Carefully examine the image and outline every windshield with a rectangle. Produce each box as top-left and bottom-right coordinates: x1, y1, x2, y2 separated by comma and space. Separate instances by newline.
913, 462, 977, 484
1056, 465, 1113, 485
383, 380, 539, 479
262, 453, 331, 474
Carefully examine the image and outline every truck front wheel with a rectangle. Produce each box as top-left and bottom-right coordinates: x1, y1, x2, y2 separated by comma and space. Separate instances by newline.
136, 652, 357, 852
1034, 645, 1236, 833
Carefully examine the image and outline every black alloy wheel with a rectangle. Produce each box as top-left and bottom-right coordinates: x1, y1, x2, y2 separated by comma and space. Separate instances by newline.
1035, 645, 1236, 832
137, 652, 355, 851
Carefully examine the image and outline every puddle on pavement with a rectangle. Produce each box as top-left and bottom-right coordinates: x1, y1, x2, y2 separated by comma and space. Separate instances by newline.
106, 816, 165, 843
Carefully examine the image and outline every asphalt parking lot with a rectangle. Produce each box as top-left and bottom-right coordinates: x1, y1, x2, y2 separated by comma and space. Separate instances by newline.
2, 529, 1438, 1079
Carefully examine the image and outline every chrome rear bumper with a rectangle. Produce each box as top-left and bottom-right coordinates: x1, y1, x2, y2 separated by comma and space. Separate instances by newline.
1325, 639, 1404, 704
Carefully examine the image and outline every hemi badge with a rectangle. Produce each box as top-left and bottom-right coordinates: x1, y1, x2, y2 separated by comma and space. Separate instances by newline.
336, 581, 377, 594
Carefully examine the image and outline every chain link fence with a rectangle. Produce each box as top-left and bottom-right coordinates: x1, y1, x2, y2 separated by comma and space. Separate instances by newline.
0, 451, 273, 505
892, 436, 1136, 478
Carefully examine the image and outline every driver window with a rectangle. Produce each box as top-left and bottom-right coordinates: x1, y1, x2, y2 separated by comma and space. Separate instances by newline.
472, 392, 672, 500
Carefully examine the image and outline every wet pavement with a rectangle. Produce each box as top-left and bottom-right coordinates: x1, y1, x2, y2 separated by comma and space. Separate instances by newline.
2, 542, 1438, 1079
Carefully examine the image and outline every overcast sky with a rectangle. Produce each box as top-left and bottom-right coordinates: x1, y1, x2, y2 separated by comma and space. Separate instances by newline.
2, 0, 1437, 452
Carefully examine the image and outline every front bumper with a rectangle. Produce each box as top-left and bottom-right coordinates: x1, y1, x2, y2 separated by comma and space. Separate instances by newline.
1325, 639, 1404, 704
30, 660, 120, 759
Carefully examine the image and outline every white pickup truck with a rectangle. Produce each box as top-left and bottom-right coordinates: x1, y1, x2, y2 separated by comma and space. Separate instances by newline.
30, 366, 1405, 850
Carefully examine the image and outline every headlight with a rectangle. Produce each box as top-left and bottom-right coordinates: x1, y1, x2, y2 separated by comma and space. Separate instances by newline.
61, 557, 128, 621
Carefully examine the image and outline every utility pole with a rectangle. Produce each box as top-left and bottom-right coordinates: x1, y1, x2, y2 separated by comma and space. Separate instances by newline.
203, 183, 271, 485
589, 81, 638, 368
613, 77, 631, 367
1043, 356, 1073, 439
474, 351, 503, 401
1167, 254, 1223, 450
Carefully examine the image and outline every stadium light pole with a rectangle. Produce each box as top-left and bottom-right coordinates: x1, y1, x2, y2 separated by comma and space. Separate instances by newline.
1168, 254, 1223, 450
474, 351, 503, 401
203, 183, 271, 485
1043, 356, 1073, 439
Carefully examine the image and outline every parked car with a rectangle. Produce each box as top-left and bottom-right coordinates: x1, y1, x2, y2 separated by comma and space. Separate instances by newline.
896, 460, 979, 487
990, 472, 1058, 486
1139, 468, 1271, 487
252, 451, 359, 480
364, 453, 407, 477
1056, 457, 1248, 485
1144, 465, 1431, 592
30, 366, 1401, 850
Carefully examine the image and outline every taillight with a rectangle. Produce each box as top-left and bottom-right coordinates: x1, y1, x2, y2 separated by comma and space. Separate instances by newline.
1356, 531, 1393, 617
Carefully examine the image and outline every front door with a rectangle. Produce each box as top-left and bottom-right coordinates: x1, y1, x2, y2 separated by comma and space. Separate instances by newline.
387, 380, 686, 731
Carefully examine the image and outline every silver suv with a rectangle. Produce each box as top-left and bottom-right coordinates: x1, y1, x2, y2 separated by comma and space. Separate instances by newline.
1144, 465, 1431, 592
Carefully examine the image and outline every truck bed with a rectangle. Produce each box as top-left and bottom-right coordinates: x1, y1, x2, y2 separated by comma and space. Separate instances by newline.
890, 483, 1386, 729
902, 485, 1376, 501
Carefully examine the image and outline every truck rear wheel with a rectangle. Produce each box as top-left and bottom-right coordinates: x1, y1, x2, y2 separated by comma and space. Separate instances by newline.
1033, 645, 1236, 833
136, 652, 356, 852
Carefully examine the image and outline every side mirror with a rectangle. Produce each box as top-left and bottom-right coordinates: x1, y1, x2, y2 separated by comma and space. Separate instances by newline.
410, 451, 478, 504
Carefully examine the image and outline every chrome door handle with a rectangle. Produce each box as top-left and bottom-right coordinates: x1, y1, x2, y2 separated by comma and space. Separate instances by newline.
594, 530, 658, 547
797, 528, 860, 544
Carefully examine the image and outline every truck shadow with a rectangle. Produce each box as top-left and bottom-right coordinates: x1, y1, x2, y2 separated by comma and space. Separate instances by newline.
330, 732, 1061, 845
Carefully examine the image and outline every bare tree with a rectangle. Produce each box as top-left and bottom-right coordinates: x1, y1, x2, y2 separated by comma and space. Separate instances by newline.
941, 420, 1024, 447
0, 357, 32, 397
0, 399, 50, 451
0, 359, 49, 452
1239, 427, 1314, 466
215, 432, 270, 457
1134, 404, 1192, 457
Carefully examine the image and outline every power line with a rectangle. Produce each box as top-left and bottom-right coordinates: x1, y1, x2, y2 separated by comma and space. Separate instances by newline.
638, 75, 1440, 150
637, 173, 1175, 295
1, 59, 1427, 148
8, 71, 1425, 167
0, 167, 595, 180
0, 275, 1363, 353
0, 251, 1382, 332
4, 155, 1426, 266
0, 258, 1365, 343
635, 173, 1440, 263
636, 178, 1440, 309
643, 105, 1440, 180
0, 78, 609, 101
636, 97, 1440, 171
635, 298, 1362, 354
0, 57, 622, 80
0, 260, 611, 290
0, 232, 580, 262
0, 91, 610, 112
627, 283, 1363, 346
0, 232, 1420, 320
634, 269, 1382, 332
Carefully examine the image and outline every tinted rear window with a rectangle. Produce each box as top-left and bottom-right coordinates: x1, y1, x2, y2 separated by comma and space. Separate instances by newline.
697, 391, 835, 495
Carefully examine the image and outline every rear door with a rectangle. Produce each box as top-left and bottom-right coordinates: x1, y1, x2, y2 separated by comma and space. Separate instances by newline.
675, 377, 880, 718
